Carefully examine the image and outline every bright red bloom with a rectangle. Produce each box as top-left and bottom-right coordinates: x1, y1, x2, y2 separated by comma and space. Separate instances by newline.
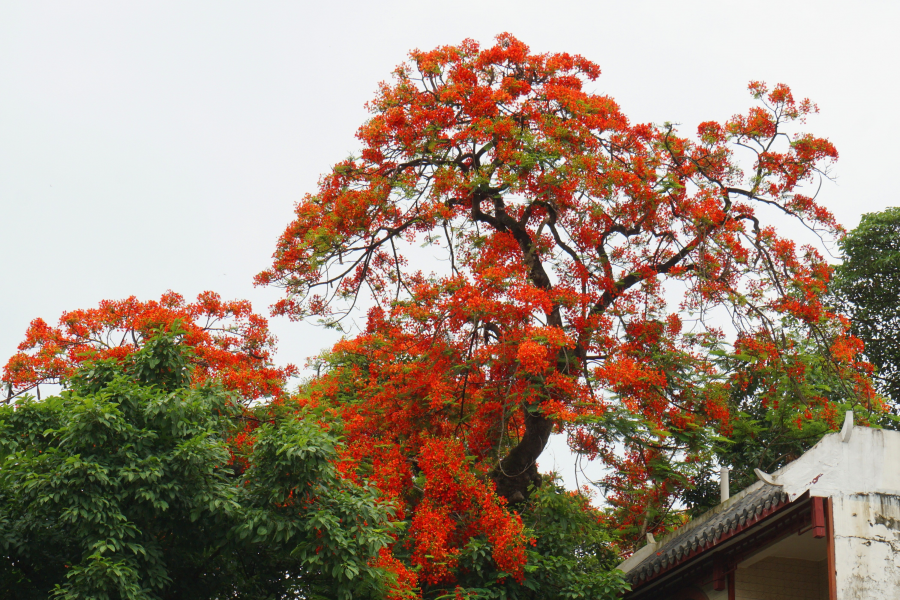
2, 291, 296, 402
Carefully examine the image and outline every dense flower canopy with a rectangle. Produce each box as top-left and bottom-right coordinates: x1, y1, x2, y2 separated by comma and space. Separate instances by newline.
259, 33, 876, 561
2, 291, 296, 402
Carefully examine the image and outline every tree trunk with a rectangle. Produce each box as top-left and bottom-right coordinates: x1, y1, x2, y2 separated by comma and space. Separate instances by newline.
489, 410, 554, 504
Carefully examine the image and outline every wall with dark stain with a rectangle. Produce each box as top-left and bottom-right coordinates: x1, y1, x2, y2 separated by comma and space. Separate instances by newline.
833, 493, 900, 599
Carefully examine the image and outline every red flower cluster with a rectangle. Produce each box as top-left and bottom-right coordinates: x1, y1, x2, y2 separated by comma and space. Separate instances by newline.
411, 439, 529, 584
2, 291, 296, 402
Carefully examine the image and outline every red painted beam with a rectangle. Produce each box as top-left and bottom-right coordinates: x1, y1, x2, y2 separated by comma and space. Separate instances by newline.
713, 558, 726, 591
825, 497, 837, 600
812, 496, 826, 538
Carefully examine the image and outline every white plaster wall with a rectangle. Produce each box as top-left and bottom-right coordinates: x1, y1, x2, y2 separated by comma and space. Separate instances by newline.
831, 493, 900, 600
778, 428, 900, 502
620, 427, 900, 599
769, 427, 900, 600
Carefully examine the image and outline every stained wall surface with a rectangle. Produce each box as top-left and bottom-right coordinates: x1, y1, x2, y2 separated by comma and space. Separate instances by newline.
832, 493, 900, 599
775, 427, 900, 599
621, 427, 900, 600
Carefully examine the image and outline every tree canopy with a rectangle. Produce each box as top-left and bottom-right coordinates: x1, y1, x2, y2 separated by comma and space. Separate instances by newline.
832, 207, 900, 407
256, 33, 875, 554
2, 291, 296, 403
0, 332, 403, 600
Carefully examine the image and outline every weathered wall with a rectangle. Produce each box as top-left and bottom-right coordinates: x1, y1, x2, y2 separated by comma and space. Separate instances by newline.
772, 426, 900, 599
833, 493, 900, 600
731, 557, 827, 600
621, 427, 900, 600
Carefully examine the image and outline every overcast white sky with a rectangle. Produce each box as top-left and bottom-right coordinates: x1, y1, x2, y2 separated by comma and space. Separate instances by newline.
2, 1, 898, 487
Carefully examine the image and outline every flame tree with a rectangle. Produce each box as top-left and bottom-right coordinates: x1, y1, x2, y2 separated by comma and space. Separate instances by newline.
2, 291, 296, 403
257, 34, 875, 566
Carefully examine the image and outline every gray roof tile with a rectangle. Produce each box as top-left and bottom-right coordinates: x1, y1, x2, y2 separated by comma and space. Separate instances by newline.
626, 483, 790, 585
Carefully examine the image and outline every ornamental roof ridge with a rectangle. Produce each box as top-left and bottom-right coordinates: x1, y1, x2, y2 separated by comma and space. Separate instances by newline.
616, 477, 767, 575
622, 482, 790, 585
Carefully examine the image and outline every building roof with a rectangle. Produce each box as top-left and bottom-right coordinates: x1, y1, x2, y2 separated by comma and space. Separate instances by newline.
622, 481, 791, 586
618, 423, 900, 597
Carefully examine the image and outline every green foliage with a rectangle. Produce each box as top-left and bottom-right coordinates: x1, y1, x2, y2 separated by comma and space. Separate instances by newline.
0, 332, 399, 600
430, 480, 628, 600
832, 207, 900, 407
237, 411, 403, 600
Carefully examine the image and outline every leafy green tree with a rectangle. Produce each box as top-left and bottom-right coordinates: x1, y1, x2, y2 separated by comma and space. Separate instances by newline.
0, 332, 401, 600
832, 207, 900, 408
